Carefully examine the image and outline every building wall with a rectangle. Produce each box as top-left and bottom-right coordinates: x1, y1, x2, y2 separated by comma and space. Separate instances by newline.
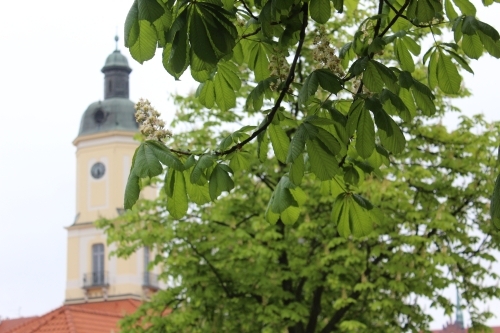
65, 131, 157, 304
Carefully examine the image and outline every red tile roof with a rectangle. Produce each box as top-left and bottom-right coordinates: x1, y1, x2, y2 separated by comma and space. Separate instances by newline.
0, 317, 39, 333
0, 299, 141, 333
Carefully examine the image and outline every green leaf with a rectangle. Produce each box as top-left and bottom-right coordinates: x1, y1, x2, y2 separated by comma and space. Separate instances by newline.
229, 151, 251, 172
310, 0, 331, 24
315, 69, 343, 94
184, 170, 211, 205
146, 140, 185, 171
138, 0, 165, 23
491, 174, 500, 229
246, 77, 276, 111
289, 154, 305, 185
125, 0, 140, 48
132, 142, 163, 178
198, 80, 216, 108
373, 109, 406, 154
258, 126, 270, 163
189, 6, 218, 64
478, 30, 500, 58
209, 164, 234, 200
437, 51, 461, 94
356, 109, 375, 159
332, 193, 374, 238
248, 43, 271, 82
280, 205, 301, 225
299, 71, 319, 105
344, 165, 360, 185
395, 39, 415, 72
270, 175, 298, 214
165, 10, 189, 78
307, 138, 339, 180
124, 173, 140, 209
269, 123, 290, 163
287, 124, 309, 163
129, 20, 158, 64
462, 34, 483, 59
363, 61, 384, 93
452, 0, 476, 15
166, 170, 188, 219
444, 0, 458, 20
411, 80, 436, 115
402, 36, 421, 56
191, 155, 215, 184
348, 56, 369, 76
214, 66, 237, 111
447, 50, 474, 74
346, 99, 364, 137
428, 50, 439, 90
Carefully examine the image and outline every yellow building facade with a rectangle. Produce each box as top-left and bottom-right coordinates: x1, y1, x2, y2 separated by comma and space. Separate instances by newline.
64, 43, 157, 304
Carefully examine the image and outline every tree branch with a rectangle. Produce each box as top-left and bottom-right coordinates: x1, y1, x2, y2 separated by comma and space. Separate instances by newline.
216, 3, 309, 157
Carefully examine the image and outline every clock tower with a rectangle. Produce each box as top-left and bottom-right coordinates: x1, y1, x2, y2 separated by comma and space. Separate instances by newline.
65, 38, 157, 304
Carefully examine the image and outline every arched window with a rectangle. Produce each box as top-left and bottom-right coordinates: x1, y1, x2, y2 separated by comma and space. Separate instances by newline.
92, 243, 105, 285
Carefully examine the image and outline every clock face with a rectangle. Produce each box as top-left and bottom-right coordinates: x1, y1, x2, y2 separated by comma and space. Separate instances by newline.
91, 162, 106, 179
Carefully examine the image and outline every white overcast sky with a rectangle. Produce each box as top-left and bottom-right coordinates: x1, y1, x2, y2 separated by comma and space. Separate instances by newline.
0, 0, 499, 330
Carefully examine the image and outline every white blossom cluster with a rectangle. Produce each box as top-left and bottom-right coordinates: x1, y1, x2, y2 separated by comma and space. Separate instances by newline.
135, 98, 172, 141
312, 27, 344, 76
268, 48, 290, 91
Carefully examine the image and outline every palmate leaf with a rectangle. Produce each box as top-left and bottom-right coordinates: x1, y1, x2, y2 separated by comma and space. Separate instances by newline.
331, 193, 374, 238
436, 51, 462, 94
189, 3, 237, 64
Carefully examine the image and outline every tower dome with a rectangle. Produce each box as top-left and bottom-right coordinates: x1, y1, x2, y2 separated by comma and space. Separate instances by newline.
77, 36, 137, 137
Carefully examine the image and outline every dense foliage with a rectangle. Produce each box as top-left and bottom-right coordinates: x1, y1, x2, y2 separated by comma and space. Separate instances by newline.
99, 0, 500, 331
122, 0, 500, 234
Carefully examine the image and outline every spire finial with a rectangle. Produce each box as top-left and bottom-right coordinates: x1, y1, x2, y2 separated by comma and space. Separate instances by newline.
455, 287, 464, 329
114, 34, 119, 51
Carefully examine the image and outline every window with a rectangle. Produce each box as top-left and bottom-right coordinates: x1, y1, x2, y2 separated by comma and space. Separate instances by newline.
92, 243, 105, 285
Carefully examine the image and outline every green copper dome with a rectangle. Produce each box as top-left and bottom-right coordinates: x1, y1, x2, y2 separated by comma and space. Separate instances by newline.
102, 50, 132, 73
77, 40, 137, 137
78, 98, 138, 136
